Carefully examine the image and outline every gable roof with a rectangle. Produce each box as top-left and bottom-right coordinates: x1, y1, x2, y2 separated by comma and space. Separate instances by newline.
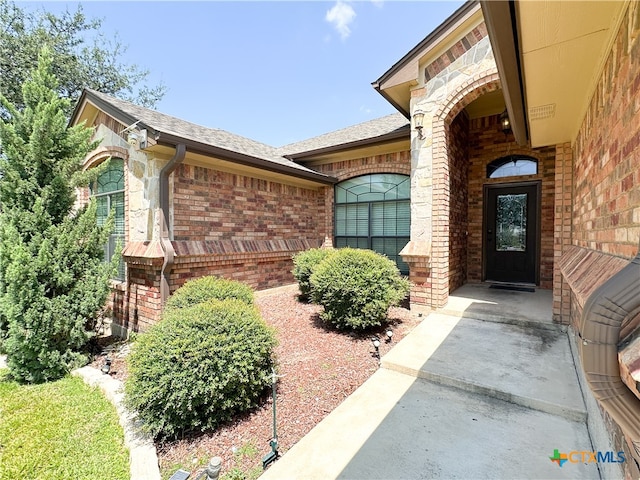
71, 89, 336, 185
372, 1, 482, 117
279, 113, 409, 160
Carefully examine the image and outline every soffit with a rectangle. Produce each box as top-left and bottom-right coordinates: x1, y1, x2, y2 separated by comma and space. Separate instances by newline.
516, 0, 627, 147
146, 144, 329, 189
465, 89, 505, 119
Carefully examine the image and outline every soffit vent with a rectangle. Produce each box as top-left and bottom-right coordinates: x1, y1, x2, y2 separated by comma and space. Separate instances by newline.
529, 104, 556, 121
529, 103, 556, 120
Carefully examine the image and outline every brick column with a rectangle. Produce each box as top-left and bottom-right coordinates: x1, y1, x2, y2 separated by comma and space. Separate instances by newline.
431, 120, 451, 308
552, 142, 573, 323
400, 239, 432, 308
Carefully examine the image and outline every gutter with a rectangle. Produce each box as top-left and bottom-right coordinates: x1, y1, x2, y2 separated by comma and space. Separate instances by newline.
579, 245, 640, 461
159, 144, 186, 306
155, 133, 336, 186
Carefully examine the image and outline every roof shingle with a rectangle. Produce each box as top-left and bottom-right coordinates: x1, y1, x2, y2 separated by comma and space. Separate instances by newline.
82, 89, 324, 176
278, 113, 409, 157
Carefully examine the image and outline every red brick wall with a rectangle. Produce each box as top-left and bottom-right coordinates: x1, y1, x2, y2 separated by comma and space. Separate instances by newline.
123, 262, 163, 332
173, 164, 325, 242
171, 252, 299, 293
467, 114, 556, 289
567, 7, 640, 476
449, 112, 469, 292
573, 5, 640, 259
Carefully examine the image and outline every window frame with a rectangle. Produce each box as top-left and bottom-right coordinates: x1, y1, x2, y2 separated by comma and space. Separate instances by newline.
334, 173, 410, 274
91, 158, 125, 281
487, 155, 538, 179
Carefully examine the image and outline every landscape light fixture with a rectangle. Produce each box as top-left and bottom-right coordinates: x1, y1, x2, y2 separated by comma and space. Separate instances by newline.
101, 357, 112, 375
500, 108, 512, 135
205, 457, 222, 480
263, 370, 282, 470
413, 108, 426, 140
386, 329, 393, 343
371, 336, 381, 365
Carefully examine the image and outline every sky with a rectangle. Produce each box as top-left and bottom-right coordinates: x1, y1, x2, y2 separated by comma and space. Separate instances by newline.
23, 1, 465, 147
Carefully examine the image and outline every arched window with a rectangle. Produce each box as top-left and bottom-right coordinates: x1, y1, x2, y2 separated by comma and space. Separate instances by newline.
487, 155, 537, 179
334, 173, 410, 274
91, 159, 125, 280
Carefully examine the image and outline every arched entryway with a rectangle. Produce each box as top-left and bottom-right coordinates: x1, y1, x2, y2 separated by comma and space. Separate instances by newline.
422, 71, 556, 308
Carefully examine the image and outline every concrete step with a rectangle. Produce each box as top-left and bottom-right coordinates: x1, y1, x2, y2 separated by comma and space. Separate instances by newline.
381, 313, 587, 422
436, 283, 559, 331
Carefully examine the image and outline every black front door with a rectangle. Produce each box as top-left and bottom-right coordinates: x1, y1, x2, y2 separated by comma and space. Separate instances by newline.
484, 183, 539, 284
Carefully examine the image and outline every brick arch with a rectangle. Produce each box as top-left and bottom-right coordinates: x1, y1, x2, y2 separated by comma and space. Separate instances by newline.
83, 145, 129, 170
429, 68, 501, 307
333, 164, 411, 182
82, 145, 130, 246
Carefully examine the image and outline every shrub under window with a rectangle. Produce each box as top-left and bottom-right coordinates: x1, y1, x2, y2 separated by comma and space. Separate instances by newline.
310, 248, 410, 330
292, 248, 335, 301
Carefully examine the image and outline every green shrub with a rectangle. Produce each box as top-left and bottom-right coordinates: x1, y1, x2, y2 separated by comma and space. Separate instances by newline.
125, 299, 277, 439
310, 248, 410, 330
292, 248, 335, 301
165, 276, 254, 310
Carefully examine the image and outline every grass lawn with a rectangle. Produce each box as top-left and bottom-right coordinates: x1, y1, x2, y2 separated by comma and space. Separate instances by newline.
0, 368, 129, 480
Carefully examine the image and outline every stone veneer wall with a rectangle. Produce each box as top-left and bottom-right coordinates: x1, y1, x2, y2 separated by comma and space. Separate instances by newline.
407, 23, 497, 309
467, 115, 556, 289
80, 114, 169, 332
448, 111, 469, 292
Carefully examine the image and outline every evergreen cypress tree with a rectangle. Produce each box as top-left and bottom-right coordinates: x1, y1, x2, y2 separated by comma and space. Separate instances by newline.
0, 47, 116, 383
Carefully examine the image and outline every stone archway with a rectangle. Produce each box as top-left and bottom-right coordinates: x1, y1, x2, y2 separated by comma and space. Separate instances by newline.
404, 67, 502, 310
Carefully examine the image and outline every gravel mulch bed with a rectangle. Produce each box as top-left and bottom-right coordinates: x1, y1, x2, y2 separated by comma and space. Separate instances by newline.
92, 289, 420, 479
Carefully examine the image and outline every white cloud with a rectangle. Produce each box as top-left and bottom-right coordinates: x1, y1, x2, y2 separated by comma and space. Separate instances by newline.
371, 0, 384, 8
325, 1, 356, 41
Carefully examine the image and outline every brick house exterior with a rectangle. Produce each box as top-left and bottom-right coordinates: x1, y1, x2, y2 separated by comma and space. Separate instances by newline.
70, 1, 640, 472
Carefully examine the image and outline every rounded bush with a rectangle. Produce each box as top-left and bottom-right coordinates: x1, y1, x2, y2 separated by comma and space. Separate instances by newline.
165, 276, 254, 310
291, 248, 335, 301
310, 248, 410, 330
124, 299, 277, 439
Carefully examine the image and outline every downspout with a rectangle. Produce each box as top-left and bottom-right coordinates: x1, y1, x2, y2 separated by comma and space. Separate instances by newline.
580, 242, 640, 461
159, 144, 186, 306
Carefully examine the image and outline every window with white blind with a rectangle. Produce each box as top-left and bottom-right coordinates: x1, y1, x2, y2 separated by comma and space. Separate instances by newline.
91, 158, 125, 281
334, 174, 410, 274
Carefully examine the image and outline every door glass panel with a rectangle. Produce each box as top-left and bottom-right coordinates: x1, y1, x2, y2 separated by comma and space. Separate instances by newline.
496, 193, 527, 252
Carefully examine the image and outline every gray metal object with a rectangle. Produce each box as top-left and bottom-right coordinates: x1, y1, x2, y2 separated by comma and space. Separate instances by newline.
263, 371, 281, 469
579, 244, 640, 465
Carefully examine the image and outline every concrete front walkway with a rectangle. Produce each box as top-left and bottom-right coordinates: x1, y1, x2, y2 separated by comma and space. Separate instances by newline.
260, 284, 601, 480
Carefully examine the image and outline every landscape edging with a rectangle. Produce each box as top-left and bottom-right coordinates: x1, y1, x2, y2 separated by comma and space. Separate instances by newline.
72, 365, 161, 480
